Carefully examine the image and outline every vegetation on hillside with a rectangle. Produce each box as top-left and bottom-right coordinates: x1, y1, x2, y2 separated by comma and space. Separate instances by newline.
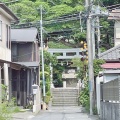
0, 0, 118, 50
1, 0, 118, 50
48, 41, 72, 49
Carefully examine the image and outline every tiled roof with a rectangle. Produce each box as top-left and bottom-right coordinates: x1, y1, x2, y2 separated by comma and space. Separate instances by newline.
11, 28, 38, 42
101, 63, 120, 68
99, 45, 120, 60
108, 9, 120, 20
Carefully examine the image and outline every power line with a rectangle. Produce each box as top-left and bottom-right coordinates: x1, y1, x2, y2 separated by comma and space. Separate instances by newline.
4, 0, 21, 4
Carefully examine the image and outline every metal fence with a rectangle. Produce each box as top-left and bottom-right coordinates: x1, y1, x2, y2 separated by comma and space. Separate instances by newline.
102, 78, 119, 102
100, 78, 120, 120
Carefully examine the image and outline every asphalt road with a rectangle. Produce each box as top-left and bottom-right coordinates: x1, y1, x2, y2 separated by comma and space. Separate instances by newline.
31, 106, 99, 120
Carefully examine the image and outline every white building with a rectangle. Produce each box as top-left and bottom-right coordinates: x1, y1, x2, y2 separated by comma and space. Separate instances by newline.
0, 3, 18, 100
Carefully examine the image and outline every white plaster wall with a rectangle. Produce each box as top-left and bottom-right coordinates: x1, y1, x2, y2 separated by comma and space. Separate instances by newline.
0, 13, 11, 61
114, 21, 120, 46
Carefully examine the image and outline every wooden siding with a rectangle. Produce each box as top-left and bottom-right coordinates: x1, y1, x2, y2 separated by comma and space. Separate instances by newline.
11, 42, 39, 62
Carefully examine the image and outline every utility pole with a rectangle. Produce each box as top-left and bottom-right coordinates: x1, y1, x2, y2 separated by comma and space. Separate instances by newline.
86, 0, 94, 115
96, 16, 101, 57
40, 5, 45, 102
92, 19, 95, 58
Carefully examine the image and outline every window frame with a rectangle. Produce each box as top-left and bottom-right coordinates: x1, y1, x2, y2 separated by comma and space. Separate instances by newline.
6, 25, 11, 49
0, 20, 2, 40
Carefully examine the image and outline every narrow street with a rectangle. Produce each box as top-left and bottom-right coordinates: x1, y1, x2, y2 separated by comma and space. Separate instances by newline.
31, 106, 99, 120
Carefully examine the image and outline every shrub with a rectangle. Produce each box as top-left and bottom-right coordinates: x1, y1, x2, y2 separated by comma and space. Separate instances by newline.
0, 84, 20, 119
79, 81, 90, 112
0, 100, 16, 120
93, 106, 98, 115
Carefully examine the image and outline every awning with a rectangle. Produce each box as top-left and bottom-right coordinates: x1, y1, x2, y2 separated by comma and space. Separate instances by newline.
0, 59, 29, 70
16, 62, 39, 67
101, 63, 120, 69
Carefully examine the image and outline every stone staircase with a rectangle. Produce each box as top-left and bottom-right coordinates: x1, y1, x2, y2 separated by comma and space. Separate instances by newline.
52, 88, 79, 106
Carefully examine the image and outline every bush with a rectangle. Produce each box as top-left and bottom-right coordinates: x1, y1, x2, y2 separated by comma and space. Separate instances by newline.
79, 81, 90, 112
93, 106, 98, 115
45, 95, 51, 104
45, 91, 51, 104
13, 106, 20, 113
0, 84, 20, 119
0, 100, 18, 120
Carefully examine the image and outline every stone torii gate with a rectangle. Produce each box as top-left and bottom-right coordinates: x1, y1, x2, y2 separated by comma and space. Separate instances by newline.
47, 48, 87, 88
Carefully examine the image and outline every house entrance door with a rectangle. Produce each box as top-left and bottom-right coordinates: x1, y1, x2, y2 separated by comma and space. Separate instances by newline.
12, 69, 27, 107
20, 70, 27, 107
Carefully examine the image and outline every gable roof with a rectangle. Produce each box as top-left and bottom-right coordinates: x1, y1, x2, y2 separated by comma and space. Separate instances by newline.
11, 28, 38, 42
99, 45, 120, 61
0, 2, 18, 22
108, 9, 120, 20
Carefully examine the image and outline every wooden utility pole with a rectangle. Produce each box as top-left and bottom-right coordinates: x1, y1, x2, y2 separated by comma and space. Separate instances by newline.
86, 0, 94, 115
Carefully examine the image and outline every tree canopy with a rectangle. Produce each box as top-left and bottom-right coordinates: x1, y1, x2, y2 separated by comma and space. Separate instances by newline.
1, 0, 119, 49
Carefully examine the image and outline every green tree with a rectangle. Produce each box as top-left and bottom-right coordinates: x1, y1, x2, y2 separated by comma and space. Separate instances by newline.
72, 58, 88, 80
40, 51, 58, 103
2, 0, 119, 49
72, 58, 105, 112
53, 64, 64, 87
1, 0, 85, 46
48, 41, 72, 49
93, 59, 105, 77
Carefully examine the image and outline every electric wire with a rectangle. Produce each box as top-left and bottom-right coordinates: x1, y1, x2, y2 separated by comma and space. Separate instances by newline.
4, 0, 21, 4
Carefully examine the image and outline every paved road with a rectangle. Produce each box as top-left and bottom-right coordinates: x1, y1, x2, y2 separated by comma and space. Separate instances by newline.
31, 106, 99, 120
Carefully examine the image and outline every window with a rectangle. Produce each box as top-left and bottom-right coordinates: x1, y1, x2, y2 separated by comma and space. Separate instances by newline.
6, 25, 11, 49
0, 21, 2, 40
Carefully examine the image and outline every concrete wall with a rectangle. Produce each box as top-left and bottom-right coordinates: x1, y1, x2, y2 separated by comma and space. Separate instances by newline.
100, 102, 119, 120
33, 85, 41, 113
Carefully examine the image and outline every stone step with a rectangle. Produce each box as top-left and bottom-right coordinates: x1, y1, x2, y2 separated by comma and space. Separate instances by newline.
52, 100, 78, 103
53, 96, 78, 99
52, 94, 78, 97
52, 91, 78, 93
52, 99, 78, 102
52, 103, 78, 106
52, 89, 78, 92
52, 98, 78, 101
52, 88, 79, 106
